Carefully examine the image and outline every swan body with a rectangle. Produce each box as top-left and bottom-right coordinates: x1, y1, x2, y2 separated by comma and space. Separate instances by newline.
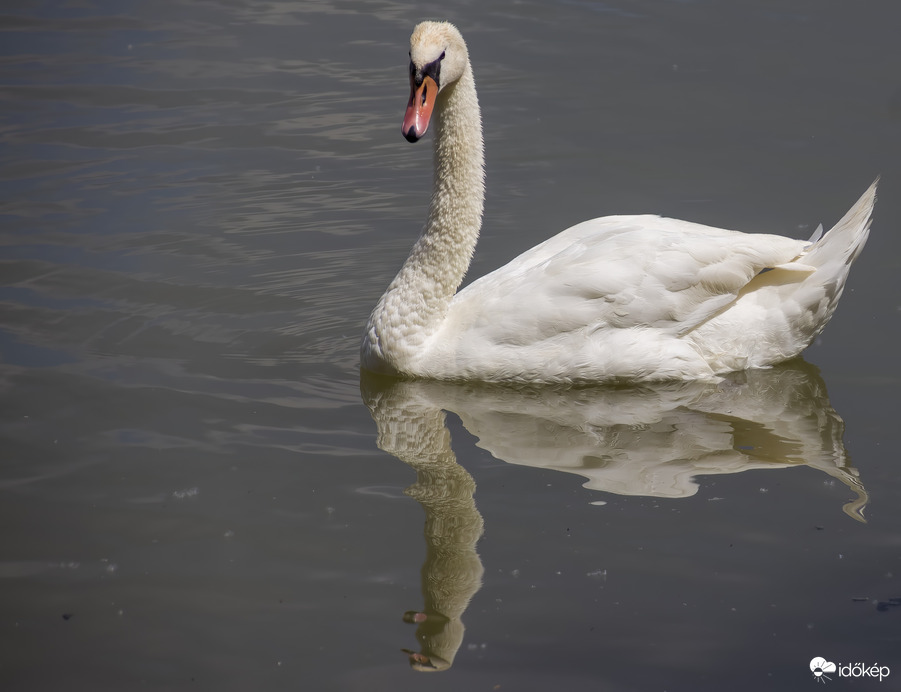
362, 21, 876, 384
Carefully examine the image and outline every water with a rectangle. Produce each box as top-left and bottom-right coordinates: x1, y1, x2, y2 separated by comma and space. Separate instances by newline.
1, 1, 900, 690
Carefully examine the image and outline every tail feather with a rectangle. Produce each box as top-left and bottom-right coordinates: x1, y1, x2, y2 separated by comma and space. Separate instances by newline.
803, 178, 877, 269
789, 178, 878, 347
806, 223, 823, 244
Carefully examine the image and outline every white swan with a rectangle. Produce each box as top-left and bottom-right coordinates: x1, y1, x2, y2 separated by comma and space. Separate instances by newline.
361, 21, 876, 383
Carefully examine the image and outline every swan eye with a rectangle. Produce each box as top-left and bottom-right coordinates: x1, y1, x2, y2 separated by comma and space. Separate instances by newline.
440, 50, 446, 61
408, 53, 443, 88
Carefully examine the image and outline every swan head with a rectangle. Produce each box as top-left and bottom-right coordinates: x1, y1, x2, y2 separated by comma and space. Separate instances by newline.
402, 21, 469, 142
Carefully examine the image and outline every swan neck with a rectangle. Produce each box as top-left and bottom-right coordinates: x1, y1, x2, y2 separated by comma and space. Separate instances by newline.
420, 66, 485, 287
363, 61, 484, 375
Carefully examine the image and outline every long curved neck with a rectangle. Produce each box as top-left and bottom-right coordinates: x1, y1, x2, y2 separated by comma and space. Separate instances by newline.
363, 64, 485, 374
412, 66, 485, 311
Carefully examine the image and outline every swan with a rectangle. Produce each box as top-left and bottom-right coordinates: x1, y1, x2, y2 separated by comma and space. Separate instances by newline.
361, 20, 877, 383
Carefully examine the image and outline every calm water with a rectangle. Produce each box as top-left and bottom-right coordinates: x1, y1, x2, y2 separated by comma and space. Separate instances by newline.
2, 1, 900, 690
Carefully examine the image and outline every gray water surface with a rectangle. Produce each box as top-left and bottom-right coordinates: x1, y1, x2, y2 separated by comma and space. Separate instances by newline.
2, 1, 900, 690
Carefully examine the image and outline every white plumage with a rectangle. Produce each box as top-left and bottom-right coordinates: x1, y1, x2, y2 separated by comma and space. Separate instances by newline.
361, 21, 876, 384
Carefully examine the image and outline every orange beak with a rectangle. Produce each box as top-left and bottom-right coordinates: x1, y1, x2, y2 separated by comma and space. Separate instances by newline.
402, 74, 438, 142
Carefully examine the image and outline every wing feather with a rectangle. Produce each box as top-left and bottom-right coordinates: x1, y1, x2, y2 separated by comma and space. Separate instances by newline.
449, 215, 808, 345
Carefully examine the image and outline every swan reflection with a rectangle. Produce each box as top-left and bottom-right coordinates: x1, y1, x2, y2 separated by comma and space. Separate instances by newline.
361, 360, 867, 670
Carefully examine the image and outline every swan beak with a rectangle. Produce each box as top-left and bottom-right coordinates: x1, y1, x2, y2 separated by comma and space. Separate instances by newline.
402, 75, 438, 142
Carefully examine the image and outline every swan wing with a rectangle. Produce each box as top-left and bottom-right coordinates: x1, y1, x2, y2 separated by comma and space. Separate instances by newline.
445, 214, 808, 347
